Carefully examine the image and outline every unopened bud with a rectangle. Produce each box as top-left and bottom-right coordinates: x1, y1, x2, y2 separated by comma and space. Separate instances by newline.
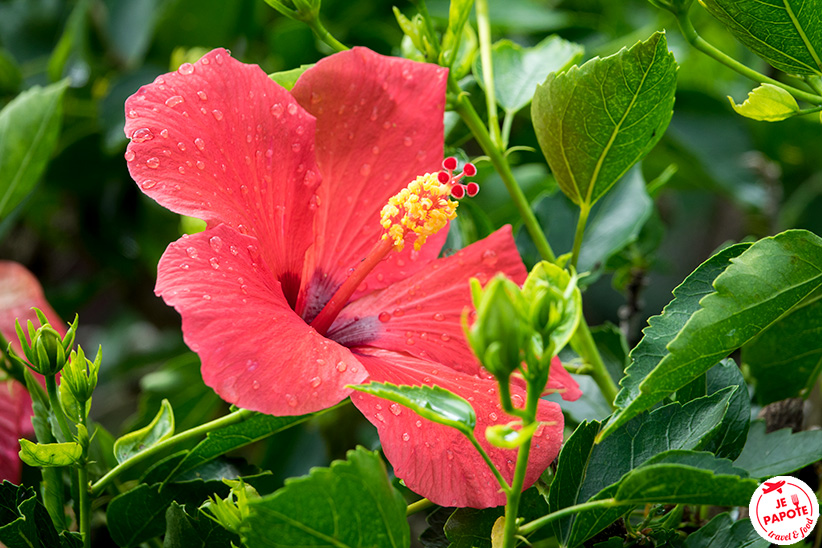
9, 310, 77, 376
202, 479, 260, 534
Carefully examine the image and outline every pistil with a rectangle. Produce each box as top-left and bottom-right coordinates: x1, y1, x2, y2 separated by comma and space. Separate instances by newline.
309, 158, 477, 336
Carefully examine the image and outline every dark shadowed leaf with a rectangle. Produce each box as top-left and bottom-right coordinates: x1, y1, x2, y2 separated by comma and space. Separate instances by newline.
733, 420, 822, 479
163, 502, 240, 548
0, 481, 61, 548
684, 512, 768, 548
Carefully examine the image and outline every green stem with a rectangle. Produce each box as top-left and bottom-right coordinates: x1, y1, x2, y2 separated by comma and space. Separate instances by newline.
46, 374, 73, 442
501, 111, 514, 149
90, 408, 257, 496
78, 465, 90, 548
449, 78, 556, 263
677, 15, 822, 105
497, 378, 528, 419
307, 18, 348, 52
806, 76, 822, 96
406, 498, 434, 516
467, 430, 510, 492
501, 387, 541, 548
475, 0, 502, 147
569, 203, 591, 270
571, 321, 619, 408
517, 498, 619, 536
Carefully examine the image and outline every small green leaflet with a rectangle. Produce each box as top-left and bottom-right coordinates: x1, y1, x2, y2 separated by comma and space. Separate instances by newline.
350, 382, 476, 435
532, 32, 676, 206
728, 84, 800, 121
113, 398, 175, 464
18, 439, 82, 468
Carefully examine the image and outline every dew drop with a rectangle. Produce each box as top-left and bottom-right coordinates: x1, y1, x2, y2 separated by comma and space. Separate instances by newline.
406, 338, 415, 346
165, 95, 184, 108
212, 109, 224, 120
375, 413, 385, 422
389, 403, 401, 416
202, 294, 212, 300
446, 450, 454, 461
360, 163, 372, 176
489, 412, 498, 421
186, 246, 199, 258
270, 103, 284, 117
310, 91, 321, 104
415, 420, 422, 428
194, 138, 205, 151
146, 157, 160, 168
403, 136, 413, 147
336, 361, 347, 372
441, 333, 451, 342
209, 236, 223, 253
196, 160, 205, 170
160, 128, 169, 138
131, 127, 154, 143
291, 143, 301, 153
179, 263, 189, 270
402, 432, 410, 442
512, 394, 523, 408
229, 245, 239, 256
287, 103, 298, 115
215, 53, 224, 65
252, 380, 260, 390
197, 90, 208, 101
286, 394, 298, 407
482, 249, 498, 266
127, 109, 138, 119
178, 166, 186, 174
124, 150, 135, 162
433, 313, 445, 321
378, 312, 391, 323
247, 359, 259, 373
178, 62, 195, 75
310, 376, 322, 388
392, 308, 404, 317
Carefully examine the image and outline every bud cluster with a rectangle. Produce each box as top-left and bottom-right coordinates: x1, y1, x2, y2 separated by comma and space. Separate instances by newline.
8, 309, 77, 377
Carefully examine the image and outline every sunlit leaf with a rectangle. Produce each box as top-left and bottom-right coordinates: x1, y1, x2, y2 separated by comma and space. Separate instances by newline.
114, 399, 175, 464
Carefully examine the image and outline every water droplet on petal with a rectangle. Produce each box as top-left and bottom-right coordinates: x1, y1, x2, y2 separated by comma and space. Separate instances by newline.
212, 109, 224, 121
160, 129, 169, 138
209, 236, 223, 253
146, 157, 160, 168
378, 312, 391, 323
127, 110, 139, 119
336, 361, 347, 372
402, 432, 410, 442
252, 380, 260, 390
310, 376, 322, 388
287, 103, 298, 115
165, 95, 184, 107
392, 308, 404, 317
403, 136, 413, 147
389, 403, 401, 416
124, 150, 135, 162
215, 53, 224, 65
360, 163, 371, 176
140, 179, 157, 189
433, 313, 445, 321
415, 420, 422, 428
375, 413, 385, 422
197, 90, 208, 101
286, 394, 298, 407
186, 246, 199, 258
270, 103, 283, 117
196, 160, 205, 170
291, 143, 301, 153
179, 263, 189, 270
178, 62, 195, 75
512, 394, 523, 407
446, 450, 454, 460
202, 294, 212, 300
194, 138, 205, 150
441, 333, 451, 342
489, 412, 498, 421
131, 127, 154, 143
482, 249, 498, 266
406, 338, 415, 346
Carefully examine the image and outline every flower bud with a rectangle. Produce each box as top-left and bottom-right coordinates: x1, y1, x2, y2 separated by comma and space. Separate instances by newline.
9, 310, 78, 376
60, 346, 100, 422
464, 275, 531, 381
202, 479, 260, 534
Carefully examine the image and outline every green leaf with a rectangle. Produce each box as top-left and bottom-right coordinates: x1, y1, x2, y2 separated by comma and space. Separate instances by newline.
549, 389, 734, 546
733, 420, 822, 479
728, 84, 801, 121
441, 0, 473, 69
18, 439, 82, 468
615, 460, 757, 506
532, 32, 677, 206
610, 243, 750, 431
0, 81, 68, 219
241, 447, 409, 548
114, 398, 175, 464
603, 230, 822, 440
163, 502, 240, 548
473, 36, 583, 114
108, 479, 232, 548
699, 360, 750, 460
146, 411, 315, 484
684, 513, 768, 548
269, 65, 313, 91
0, 481, 61, 548
350, 382, 476, 435
743, 297, 822, 403
700, 0, 822, 76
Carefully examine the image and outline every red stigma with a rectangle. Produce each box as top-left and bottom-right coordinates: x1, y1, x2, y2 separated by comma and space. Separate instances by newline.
466, 182, 479, 197
442, 157, 458, 171
438, 156, 480, 200
463, 163, 477, 177
450, 184, 465, 199
437, 171, 451, 183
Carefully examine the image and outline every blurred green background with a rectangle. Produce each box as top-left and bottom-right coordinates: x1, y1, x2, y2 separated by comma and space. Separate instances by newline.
2, 0, 821, 498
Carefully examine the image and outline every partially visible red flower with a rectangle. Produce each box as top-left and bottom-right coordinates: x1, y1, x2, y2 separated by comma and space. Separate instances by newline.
0, 262, 64, 482
125, 48, 580, 507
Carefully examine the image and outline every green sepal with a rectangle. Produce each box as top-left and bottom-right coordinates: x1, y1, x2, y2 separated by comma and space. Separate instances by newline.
18, 438, 82, 467
349, 382, 476, 435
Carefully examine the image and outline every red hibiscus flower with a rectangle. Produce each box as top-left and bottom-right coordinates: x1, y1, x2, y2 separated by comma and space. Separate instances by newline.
124, 47, 580, 507
0, 262, 64, 482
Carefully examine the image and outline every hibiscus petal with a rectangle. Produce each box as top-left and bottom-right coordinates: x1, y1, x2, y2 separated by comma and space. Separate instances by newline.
125, 48, 320, 306
546, 357, 582, 401
328, 226, 526, 378
155, 225, 367, 416
292, 48, 449, 319
0, 261, 65, 481
351, 349, 564, 508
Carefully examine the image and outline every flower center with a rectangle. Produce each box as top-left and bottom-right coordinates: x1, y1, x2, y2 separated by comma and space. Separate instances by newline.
309, 158, 478, 336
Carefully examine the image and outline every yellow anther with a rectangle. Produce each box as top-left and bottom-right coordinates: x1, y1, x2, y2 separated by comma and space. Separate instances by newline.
379, 173, 458, 251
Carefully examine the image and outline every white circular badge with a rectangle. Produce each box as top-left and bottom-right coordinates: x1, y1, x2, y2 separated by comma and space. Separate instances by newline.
749, 475, 819, 545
